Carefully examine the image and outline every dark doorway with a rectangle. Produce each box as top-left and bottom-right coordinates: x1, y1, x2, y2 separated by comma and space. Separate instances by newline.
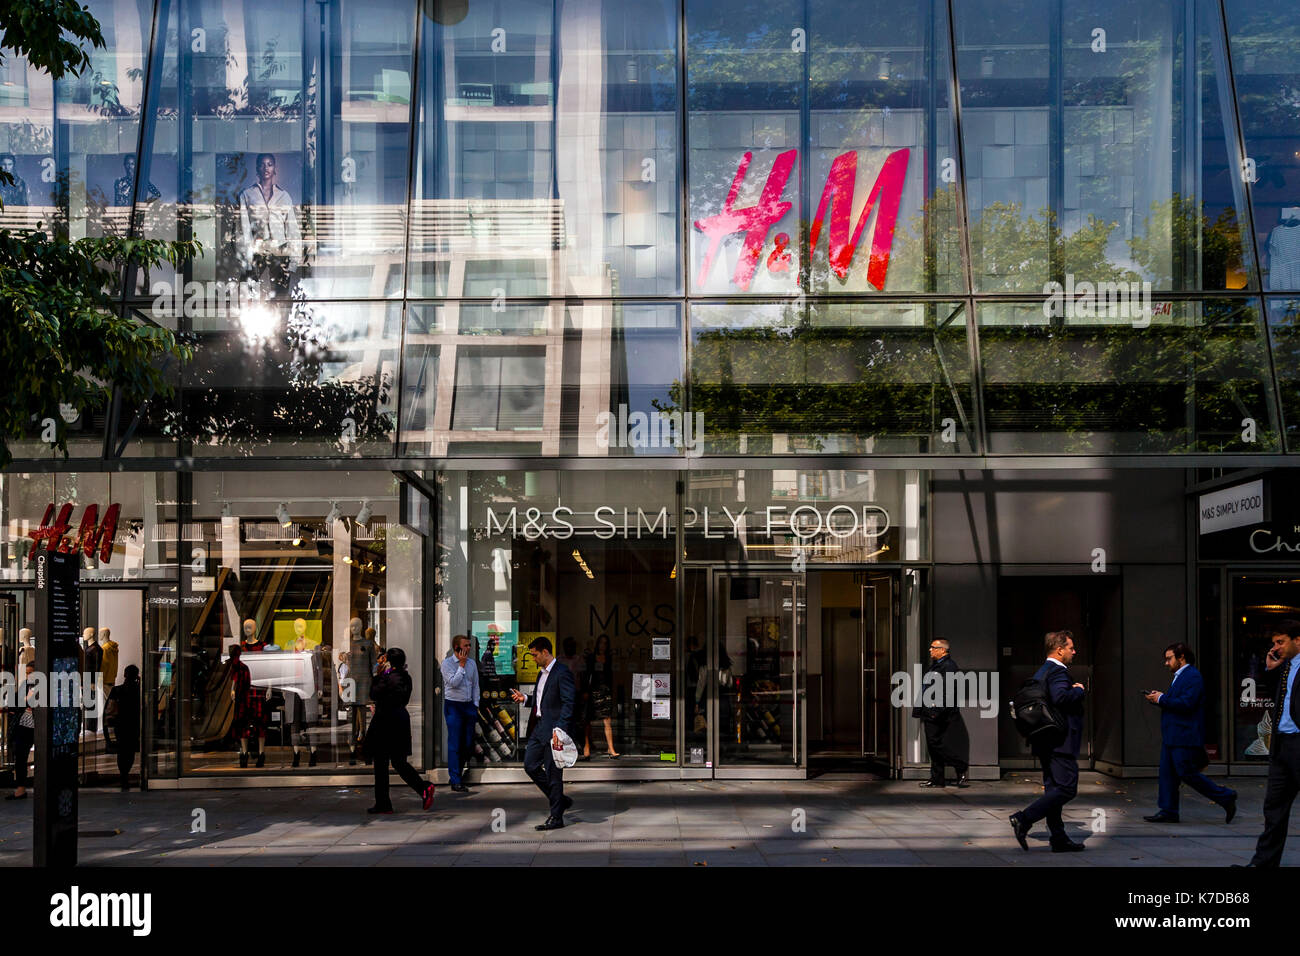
997, 575, 1121, 766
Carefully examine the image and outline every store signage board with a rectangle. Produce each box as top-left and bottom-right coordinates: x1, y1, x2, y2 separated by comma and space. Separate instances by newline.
1198, 480, 1265, 535
34, 549, 80, 868
695, 148, 910, 291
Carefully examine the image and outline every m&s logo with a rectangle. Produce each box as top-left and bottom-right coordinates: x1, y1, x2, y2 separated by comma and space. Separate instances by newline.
694, 148, 910, 291
28, 502, 121, 563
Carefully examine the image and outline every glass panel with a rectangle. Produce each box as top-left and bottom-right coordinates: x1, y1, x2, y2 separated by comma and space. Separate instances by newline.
977, 298, 1282, 453
178, 300, 400, 456
686, 0, 801, 295
687, 0, 961, 296
1225, 1, 1300, 292
555, 0, 681, 295
134, 0, 415, 301
690, 301, 972, 454
716, 572, 798, 765
1265, 297, 1300, 452
409, 0, 556, 298
0, 473, 178, 584
182, 471, 423, 773
438, 470, 679, 764
954, 0, 1256, 292
399, 300, 683, 456
806, 0, 963, 294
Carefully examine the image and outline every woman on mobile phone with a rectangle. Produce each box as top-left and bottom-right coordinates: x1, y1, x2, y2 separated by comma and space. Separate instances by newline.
364, 647, 434, 814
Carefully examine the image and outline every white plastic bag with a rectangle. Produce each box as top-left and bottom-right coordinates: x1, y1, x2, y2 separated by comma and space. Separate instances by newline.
551, 727, 578, 768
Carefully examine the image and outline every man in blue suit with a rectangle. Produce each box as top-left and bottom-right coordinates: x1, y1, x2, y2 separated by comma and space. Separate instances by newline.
1010, 630, 1087, 852
1143, 642, 1236, 824
511, 636, 576, 831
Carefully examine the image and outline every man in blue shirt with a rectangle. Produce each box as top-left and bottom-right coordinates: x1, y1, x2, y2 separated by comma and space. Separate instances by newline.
441, 634, 480, 793
1248, 620, 1300, 866
1142, 642, 1236, 823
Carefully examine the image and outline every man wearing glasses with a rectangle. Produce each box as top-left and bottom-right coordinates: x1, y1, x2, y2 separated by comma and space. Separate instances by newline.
914, 638, 970, 788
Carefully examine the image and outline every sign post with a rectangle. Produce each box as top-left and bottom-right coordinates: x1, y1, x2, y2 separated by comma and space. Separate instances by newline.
33, 549, 80, 868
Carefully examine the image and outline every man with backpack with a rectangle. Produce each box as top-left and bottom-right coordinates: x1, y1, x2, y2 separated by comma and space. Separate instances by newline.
1009, 630, 1087, 852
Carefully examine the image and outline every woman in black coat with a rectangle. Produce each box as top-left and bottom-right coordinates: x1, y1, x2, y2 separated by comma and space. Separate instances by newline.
364, 647, 434, 814
106, 665, 142, 791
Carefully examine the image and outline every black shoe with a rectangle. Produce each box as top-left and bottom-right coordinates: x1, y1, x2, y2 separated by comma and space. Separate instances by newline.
1224, 795, 1237, 825
367, 806, 393, 815
1051, 839, 1086, 852
919, 780, 945, 788
955, 775, 970, 788
292, 751, 301, 768
561, 795, 573, 814
255, 752, 265, 769
309, 751, 318, 768
450, 784, 469, 793
1144, 812, 1180, 823
536, 817, 565, 831
239, 752, 248, 769
1009, 813, 1030, 851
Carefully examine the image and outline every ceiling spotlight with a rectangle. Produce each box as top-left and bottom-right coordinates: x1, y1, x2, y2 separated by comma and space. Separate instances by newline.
276, 502, 292, 528
325, 501, 342, 527
292, 536, 304, 547
877, 54, 891, 81
356, 499, 373, 528
343, 555, 354, 565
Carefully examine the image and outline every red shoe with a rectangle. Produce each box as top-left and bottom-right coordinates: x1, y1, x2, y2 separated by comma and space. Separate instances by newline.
422, 784, 435, 811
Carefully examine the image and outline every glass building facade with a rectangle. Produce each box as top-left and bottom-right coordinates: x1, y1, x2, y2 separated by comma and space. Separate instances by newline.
2, 0, 1300, 785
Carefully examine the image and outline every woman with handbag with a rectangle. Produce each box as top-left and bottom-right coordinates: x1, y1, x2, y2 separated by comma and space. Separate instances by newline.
105, 665, 141, 791
364, 647, 434, 814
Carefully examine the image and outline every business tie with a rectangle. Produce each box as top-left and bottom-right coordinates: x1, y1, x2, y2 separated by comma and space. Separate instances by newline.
1275, 660, 1295, 733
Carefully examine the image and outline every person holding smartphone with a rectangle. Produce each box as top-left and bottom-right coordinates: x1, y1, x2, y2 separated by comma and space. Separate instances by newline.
1245, 620, 1300, 866
364, 647, 434, 814
1141, 643, 1236, 824
441, 634, 480, 793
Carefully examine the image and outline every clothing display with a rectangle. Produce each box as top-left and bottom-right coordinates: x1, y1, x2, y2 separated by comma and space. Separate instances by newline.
101, 637, 120, 687
1267, 211, 1300, 290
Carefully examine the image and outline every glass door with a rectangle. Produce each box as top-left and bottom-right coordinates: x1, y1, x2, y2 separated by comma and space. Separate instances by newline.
860, 573, 894, 758
713, 571, 804, 767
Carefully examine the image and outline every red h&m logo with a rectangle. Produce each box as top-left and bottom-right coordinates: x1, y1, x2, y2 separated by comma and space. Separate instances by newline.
28, 502, 121, 563
694, 148, 910, 291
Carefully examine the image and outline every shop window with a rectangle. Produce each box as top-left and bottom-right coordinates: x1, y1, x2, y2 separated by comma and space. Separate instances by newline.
439, 470, 679, 764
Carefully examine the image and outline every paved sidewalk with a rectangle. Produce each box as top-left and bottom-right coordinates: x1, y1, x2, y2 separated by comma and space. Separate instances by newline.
0, 773, 1286, 867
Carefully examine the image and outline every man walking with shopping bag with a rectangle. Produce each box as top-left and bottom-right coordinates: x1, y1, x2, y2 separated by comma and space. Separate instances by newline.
511, 636, 577, 830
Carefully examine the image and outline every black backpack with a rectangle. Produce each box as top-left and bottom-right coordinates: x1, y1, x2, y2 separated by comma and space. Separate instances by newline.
1009, 678, 1067, 748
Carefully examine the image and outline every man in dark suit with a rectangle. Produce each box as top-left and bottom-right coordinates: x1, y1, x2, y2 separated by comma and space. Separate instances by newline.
1010, 630, 1087, 852
511, 636, 576, 831
1143, 642, 1236, 824
1247, 619, 1300, 866
914, 639, 970, 788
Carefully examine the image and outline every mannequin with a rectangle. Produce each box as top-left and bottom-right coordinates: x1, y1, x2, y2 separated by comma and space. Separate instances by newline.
82, 627, 103, 732
237, 618, 269, 767
100, 627, 119, 687
18, 628, 35, 671
287, 618, 319, 767
347, 617, 376, 764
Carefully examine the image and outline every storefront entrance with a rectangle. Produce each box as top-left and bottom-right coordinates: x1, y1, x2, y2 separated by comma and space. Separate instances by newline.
708, 568, 898, 775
